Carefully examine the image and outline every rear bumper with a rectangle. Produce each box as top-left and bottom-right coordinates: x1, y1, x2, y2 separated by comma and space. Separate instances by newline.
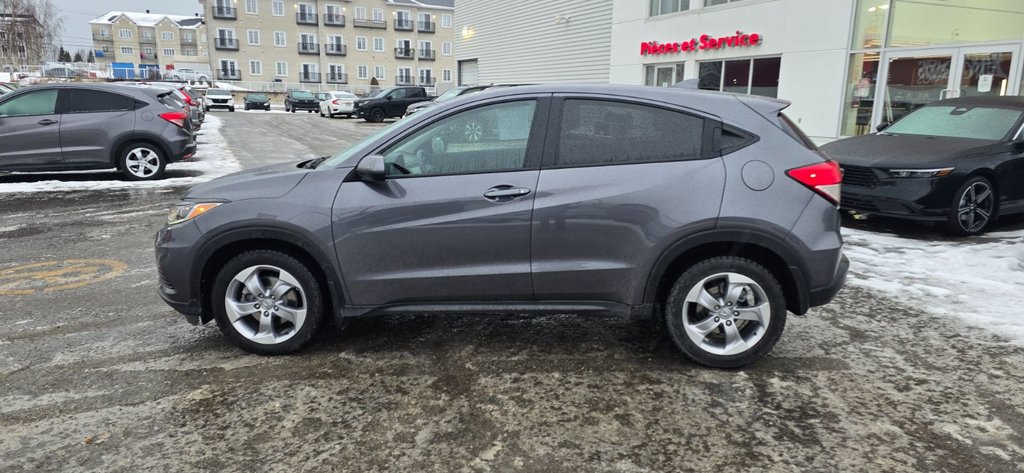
164, 129, 197, 163
809, 254, 848, 308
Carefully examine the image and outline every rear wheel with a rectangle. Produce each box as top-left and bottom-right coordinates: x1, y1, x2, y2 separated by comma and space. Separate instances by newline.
212, 250, 325, 355
664, 257, 786, 369
119, 143, 165, 181
946, 176, 996, 236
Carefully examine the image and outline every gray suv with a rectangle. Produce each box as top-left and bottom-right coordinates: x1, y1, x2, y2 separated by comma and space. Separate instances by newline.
0, 83, 196, 180
156, 84, 847, 368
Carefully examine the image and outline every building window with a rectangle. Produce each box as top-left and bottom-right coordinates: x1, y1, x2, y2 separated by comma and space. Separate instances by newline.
102, 46, 111, 53
374, 65, 385, 80
142, 31, 153, 41
161, 32, 173, 40
120, 46, 133, 54
356, 36, 367, 51
247, 29, 260, 45
272, 0, 285, 16
163, 48, 175, 56
355, 7, 367, 20
373, 37, 384, 52
698, 57, 781, 98
418, 68, 432, 84
357, 65, 368, 79
118, 29, 133, 39
250, 60, 262, 75
144, 47, 154, 55
99, 29, 109, 38
442, 42, 452, 56
245, 0, 258, 14
650, 0, 691, 16
644, 63, 685, 87
441, 14, 452, 28
276, 61, 288, 77
705, 0, 748, 6
372, 8, 384, 22
274, 31, 286, 47
442, 69, 452, 82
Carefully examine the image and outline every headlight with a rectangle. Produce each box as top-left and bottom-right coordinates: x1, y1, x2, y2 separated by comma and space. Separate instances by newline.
888, 168, 954, 178
167, 202, 222, 225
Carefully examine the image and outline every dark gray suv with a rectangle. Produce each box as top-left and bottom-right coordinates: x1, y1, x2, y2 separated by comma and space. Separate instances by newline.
0, 83, 196, 180
156, 84, 847, 368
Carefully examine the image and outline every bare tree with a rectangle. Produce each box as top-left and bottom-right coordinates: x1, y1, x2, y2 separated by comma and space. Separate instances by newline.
0, 0, 65, 68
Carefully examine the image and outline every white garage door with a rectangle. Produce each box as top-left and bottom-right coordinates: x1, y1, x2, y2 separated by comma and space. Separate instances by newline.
459, 59, 478, 86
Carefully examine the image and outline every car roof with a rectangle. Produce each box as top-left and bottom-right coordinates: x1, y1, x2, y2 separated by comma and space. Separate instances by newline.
930, 95, 1024, 109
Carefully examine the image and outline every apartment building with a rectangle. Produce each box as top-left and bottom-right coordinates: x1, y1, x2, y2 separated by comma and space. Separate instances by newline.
202, 0, 456, 91
90, 11, 208, 79
1, 12, 43, 67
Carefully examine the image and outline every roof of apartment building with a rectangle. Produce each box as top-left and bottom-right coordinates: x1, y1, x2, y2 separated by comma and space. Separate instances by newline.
388, 0, 455, 9
88, 11, 204, 29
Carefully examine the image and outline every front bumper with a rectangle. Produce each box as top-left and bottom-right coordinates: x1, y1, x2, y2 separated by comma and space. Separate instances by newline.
291, 102, 319, 110
155, 221, 204, 319
207, 100, 234, 109
809, 254, 848, 308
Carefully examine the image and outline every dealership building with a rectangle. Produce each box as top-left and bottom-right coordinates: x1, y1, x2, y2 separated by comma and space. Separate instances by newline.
455, 0, 1023, 141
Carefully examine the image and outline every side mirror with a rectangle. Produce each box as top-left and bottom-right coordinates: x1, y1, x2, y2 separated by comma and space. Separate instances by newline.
356, 155, 386, 181
876, 122, 891, 132
385, 96, 393, 101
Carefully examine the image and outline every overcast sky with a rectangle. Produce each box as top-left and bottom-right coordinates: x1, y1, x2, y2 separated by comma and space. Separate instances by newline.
53, 0, 202, 54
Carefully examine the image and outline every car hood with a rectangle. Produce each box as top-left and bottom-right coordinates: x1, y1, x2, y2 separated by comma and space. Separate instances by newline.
184, 161, 310, 200
407, 101, 436, 111
821, 133, 995, 168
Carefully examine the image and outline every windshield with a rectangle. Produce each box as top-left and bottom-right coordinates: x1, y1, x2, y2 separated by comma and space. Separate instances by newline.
248, 94, 267, 101
371, 88, 396, 99
885, 105, 1023, 141
322, 122, 402, 167
292, 91, 314, 99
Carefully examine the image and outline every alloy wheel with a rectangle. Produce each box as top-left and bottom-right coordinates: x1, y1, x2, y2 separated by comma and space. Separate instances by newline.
224, 265, 308, 345
681, 272, 771, 356
957, 181, 994, 233
124, 147, 161, 179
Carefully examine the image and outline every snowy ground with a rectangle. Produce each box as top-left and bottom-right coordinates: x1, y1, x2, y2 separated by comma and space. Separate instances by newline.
0, 115, 239, 194
843, 225, 1024, 344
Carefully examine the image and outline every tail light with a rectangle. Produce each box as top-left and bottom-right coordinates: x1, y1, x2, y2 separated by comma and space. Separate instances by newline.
786, 160, 842, 205
180, 90, 196, 106
159, 111, 189, 128
332, 99, 339, 105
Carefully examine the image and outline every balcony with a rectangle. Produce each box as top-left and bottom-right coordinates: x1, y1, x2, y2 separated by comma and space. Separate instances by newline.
212, 6, 237, 20
180, 37, 197, 46
419, 49, 435, 61
395, 47, 414, 59
396, 75, 414, 86
394, 19, 413, 31
323, 13, 345, 27
214, 37, 239, 50
218, 69, 241, 80
419, 77, 435, 87
139, 36, 156, 44
418, 21, 435, 33
298, 42, 320, 55
140, 52, 157, 60
327, 72, 348, 84
325, 43, 347, 56
93, 33, 113, 41
296, 12, 318, 25
353, 18, 387, 29
300, 72, 321, 83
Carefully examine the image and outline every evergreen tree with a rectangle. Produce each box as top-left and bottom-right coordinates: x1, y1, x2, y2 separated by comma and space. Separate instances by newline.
87, 50, 95, 63
73, 51, 83, 62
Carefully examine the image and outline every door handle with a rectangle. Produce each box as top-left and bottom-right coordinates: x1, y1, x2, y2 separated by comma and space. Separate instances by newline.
483, 186, 532, 200
37, 119, 58, 126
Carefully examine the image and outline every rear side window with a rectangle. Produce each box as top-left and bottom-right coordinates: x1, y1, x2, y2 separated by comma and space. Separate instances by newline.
777, 113, 817, 150
68, 89, 134, 113
555, 99, 705, 167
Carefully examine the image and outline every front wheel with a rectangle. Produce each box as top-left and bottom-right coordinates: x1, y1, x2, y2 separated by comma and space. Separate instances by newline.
119, 143, 166, 181
369, 108, 386, 123
212, 250, 325, 355
664, 257, 786, 369
945, 176, 997, 236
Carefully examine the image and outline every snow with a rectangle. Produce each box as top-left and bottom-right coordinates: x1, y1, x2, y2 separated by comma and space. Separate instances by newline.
0, 115, 239, 194
213, 82, 251, 92
842, 226, 1024, 344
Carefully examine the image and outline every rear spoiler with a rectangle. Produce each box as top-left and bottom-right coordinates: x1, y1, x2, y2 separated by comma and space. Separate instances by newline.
736, 94, 791, 119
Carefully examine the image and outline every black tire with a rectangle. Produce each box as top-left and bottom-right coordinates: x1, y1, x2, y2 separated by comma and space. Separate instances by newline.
212, 250, 325, 355
118, 142, 166, 181
664, 257, 786, 369
345, 114, 351, 118
945, 176, 997, 236
307, 110, 313, 113
229, 107, 235, 112
369, 108, 386, 123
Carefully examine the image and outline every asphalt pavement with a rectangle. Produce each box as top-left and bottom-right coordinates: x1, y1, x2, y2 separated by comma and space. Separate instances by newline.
1, 111, 1022, 472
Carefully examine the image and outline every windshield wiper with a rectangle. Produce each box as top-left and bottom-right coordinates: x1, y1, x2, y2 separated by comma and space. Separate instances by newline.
305, 156, 329, 169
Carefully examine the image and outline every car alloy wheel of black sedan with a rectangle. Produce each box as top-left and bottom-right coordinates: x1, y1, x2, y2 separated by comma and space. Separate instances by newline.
951, 177, 996, 235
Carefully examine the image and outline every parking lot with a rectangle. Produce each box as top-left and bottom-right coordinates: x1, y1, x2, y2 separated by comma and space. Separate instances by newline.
2, 111, 1023, 472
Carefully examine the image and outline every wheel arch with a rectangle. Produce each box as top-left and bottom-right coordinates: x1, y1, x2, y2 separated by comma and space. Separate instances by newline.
643, 229, 811, 315
194, 226, 345, 324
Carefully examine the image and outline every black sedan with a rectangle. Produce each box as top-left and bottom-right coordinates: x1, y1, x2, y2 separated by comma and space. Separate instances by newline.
244, 93, 271, 111
284, 90, 319, 113
822, 96, 1024, 235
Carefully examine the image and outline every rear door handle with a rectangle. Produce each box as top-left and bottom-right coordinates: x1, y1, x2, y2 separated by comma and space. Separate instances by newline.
484, 186, 532, 200
37, 119, 58, 126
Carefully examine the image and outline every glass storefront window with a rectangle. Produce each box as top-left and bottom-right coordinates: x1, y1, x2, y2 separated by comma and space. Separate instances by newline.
750, 57, 781, 98
644, 63, 685, 87
649, 0, 690, 16
851, 0, 890, 49
889, 0, 1024, 48
840, 52, 880, 136
698, 61, 722, 90
699, 58, 780, 97
723, 59, 750, 94
960, 52, 1012, 97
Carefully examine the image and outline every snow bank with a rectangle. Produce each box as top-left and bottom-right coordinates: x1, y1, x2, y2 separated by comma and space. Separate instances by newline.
843, 227, 1024, 344
0, 115, 239, 193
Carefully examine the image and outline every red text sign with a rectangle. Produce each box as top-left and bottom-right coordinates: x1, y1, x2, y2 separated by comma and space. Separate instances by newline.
640, 32, 762, 56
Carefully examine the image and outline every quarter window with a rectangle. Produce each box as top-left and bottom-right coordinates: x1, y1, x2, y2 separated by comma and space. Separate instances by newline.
555, 100, 705, 167
67, 89, 134, 113
383, 100, 538, 177
0, 89, 58, 117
